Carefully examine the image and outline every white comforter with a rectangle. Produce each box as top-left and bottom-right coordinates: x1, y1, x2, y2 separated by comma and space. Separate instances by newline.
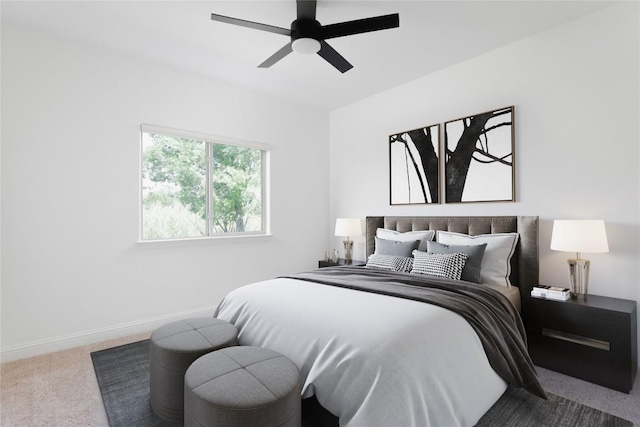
215, 277, 507, 427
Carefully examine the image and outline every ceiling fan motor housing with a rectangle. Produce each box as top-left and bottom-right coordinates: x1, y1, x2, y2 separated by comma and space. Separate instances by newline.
291, 19, 322, 42
291, 19, 322, 54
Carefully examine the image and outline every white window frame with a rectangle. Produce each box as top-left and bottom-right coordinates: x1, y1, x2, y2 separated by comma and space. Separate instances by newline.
139, 124, 270, 242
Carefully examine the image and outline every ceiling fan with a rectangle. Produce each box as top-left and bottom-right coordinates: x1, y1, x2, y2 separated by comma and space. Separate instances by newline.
210, 0, 399, 73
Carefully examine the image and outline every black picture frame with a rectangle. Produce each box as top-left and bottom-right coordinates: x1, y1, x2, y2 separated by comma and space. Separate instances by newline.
389, 124, 440, 205
444, 106, 515, 203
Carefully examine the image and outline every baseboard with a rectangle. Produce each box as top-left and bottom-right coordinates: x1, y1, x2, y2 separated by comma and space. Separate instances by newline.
0, 305, 219, 363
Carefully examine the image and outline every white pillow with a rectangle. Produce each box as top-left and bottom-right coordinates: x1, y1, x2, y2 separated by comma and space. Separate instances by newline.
436, 231, 519, 287
376, 228, 435, 252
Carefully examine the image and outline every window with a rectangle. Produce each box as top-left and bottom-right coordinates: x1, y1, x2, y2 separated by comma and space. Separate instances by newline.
140, 125, 268, 241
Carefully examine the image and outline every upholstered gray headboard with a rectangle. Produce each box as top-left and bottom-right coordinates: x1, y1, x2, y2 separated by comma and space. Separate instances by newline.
365, 216, 539, 300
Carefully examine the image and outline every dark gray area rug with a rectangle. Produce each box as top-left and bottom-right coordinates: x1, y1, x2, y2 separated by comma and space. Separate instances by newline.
91, 340, 632, 427
91, 340, 177, 427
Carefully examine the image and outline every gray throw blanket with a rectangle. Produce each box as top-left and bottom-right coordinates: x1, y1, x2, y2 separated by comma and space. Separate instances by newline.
284, 266, 547, 399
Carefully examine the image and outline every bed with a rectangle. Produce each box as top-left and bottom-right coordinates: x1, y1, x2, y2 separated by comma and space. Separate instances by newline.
214, 215, 543, 427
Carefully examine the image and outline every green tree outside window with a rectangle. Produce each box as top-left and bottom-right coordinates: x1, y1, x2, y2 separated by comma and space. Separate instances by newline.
141, 129, 265, 240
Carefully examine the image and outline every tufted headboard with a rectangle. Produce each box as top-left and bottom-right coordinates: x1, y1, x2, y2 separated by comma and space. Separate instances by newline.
365, 216, 539, 302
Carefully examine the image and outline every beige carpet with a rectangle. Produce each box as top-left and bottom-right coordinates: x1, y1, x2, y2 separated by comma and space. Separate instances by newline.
2, 332, 639, 426
1, 332, 151, 426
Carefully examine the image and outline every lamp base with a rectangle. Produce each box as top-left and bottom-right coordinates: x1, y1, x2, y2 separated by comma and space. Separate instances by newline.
343, 239, 354, 263
567, 258, 590, 299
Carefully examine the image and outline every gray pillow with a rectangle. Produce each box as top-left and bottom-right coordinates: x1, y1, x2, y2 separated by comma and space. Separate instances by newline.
426, 241, 487, 283
375, 237, 420, 257
376, 229, 435, 252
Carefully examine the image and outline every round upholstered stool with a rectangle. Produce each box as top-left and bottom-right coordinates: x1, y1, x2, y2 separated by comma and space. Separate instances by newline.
184, 346, 301, 427
150, 317, 238, 423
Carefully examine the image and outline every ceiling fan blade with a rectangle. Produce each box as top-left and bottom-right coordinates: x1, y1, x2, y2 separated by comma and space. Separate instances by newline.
317, 41, 353, 73
296, 0, 317, 20
321, 13, 399, 40
211, 13, 291, 36
258, 43, 293, 68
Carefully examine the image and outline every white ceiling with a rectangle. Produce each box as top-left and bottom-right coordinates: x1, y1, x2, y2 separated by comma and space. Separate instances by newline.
1, 1, 615, 111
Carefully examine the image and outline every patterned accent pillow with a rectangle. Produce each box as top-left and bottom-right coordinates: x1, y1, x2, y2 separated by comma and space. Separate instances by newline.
410, 250, 469, 280
426, 241, 487, 283
366, 254, 413, 273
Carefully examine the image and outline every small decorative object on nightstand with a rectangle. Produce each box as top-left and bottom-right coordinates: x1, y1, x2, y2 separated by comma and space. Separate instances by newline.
550, 220, 609, 299
531, 285, 570, 301
318, 258, 365, 268
526, 292, 637, 393
335, 218, 362, 263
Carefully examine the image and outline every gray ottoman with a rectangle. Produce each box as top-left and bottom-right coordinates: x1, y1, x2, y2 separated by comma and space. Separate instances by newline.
184, 346, 301, 427
150, 317, 238, 423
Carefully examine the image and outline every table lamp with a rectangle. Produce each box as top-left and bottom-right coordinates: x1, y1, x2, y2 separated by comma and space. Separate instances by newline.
334, 218, 362, 263
550, 220, 609, 299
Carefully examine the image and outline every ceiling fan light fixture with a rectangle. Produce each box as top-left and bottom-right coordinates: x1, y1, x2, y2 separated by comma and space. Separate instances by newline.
292, 37, 321, 54
211, 1, 399, 72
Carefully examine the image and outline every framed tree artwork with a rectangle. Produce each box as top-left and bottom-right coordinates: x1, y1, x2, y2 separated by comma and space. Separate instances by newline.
444, 106, 515, 203
389, 124, 440, 205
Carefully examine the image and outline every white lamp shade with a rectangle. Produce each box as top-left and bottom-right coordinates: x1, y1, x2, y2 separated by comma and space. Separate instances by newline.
550, 220, 609, 253
335, 218, 362, 237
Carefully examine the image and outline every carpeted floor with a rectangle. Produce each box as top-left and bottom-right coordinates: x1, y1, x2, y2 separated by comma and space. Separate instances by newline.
91, 339, 633, 427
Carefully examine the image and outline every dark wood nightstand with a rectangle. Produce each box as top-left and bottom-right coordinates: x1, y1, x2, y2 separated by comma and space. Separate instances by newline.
318, 258, 365, 268
526, 292, 637, 393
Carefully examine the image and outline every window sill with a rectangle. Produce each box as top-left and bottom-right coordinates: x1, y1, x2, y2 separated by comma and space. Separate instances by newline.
136, 233, 273, 249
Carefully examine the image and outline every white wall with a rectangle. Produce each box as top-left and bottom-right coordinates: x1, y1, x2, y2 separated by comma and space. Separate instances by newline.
2, 3, 638, 362
330, 3, 639, 349
1, 23, 330, 360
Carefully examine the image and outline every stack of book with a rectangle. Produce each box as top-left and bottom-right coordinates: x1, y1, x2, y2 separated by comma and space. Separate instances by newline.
531, 285, 570, 301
